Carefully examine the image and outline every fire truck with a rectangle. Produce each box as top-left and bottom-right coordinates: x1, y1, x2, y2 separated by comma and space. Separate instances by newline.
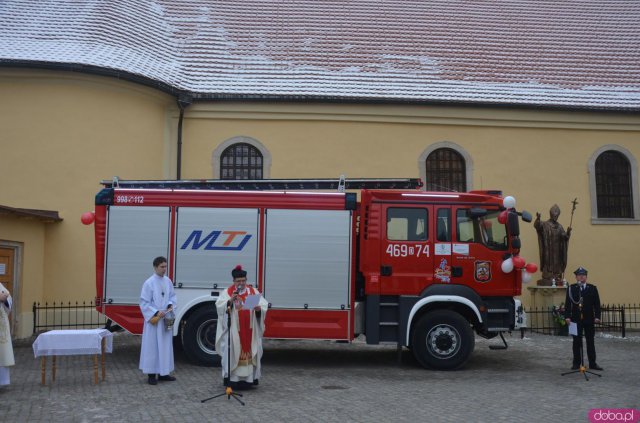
90, 177, 532, 370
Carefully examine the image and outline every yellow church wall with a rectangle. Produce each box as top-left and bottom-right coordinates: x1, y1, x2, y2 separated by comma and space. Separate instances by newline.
180, 103, 640, 306
0, 69, 174, 314
1, 70, 639, 336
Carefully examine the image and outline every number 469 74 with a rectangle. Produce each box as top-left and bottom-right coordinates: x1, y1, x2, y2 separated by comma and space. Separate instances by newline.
385, 244, 430, 257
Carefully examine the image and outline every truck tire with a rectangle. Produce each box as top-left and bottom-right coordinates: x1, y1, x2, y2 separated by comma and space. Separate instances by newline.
411, 310, 474, 370
181, 306, 221, 367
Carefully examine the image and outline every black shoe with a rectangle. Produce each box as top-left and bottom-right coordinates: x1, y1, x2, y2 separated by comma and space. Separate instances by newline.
253, 379, 259, 386
590, 364, 604, 371
158, 374, 176, 382
571, 364, 580, 370
148, 375, 157, 385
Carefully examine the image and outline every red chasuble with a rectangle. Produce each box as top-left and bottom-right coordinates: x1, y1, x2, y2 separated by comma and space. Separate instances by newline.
226, 285, 256, 362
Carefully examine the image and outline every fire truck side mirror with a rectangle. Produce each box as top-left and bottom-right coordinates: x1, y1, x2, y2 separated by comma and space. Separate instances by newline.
520, 210, 532, 223
507, 211, 520, 236
511, 238, 521, 249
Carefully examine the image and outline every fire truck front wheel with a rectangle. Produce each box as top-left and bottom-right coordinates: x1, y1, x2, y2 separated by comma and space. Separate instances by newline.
181, 306, 221, 367
411, 310, 474, 370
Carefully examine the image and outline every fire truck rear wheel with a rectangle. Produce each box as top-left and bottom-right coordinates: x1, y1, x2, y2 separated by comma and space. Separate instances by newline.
412, 310, 474, 370
182, 306, 221, 367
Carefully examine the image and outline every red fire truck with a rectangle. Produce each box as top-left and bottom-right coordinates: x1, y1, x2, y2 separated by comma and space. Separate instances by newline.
91, 177, 531, 370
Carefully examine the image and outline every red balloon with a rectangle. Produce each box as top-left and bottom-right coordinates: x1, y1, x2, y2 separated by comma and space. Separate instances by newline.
497, 210, 508, 224
525, 263, 538, 273
512, 256, 526, 269
81, 211, 95, 225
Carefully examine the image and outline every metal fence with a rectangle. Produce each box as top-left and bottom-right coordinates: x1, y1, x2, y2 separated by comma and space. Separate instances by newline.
32, 301, 107, 334
523, 304, 640, 337
32, 300, 640, 338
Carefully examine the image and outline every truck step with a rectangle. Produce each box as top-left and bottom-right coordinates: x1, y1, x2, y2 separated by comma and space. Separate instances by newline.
380, 302, 399, 307
487, 327, 510, 332
487, 308, 510, 313
379, 322, 399, 326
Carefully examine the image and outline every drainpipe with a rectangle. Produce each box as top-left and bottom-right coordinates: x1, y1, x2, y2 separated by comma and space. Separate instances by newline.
176, 94, 193, 180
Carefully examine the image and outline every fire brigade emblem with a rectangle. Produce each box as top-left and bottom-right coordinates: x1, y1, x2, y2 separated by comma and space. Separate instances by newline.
435, 258, 452, 283
475, 261, 492, 283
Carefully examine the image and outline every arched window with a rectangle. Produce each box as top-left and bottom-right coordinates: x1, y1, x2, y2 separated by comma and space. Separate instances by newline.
220, 143, 263, 180
424, 147, 467, 192
588, 145, 639, 222
595, 151, 633, 218
212, 136, 271, 180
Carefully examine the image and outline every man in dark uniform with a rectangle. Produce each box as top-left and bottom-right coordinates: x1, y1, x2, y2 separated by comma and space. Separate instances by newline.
564, 267, 603, 370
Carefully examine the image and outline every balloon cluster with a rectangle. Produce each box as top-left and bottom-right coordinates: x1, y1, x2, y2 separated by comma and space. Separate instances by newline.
501, 256, 537, 282
498, 195, 538, 282
521, 263, 538, 283
498, 196, 517, 224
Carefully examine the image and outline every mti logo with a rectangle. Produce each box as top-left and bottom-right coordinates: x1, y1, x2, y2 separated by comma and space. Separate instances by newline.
181, 230, 252, 251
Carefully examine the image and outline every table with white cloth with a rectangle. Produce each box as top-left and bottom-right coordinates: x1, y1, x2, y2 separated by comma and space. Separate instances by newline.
32, 329, 113, 385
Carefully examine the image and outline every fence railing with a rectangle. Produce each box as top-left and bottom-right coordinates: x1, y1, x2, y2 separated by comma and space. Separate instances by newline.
523, 304, 640, 337
33, 301, 107, 334
33, 300, 640, 337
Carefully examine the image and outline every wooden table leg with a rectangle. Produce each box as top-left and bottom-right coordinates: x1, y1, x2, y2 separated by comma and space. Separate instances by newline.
52, 356, 56, 382
41, 357, 45, 386
101, 338, 106, 381
93, 354, 98, 384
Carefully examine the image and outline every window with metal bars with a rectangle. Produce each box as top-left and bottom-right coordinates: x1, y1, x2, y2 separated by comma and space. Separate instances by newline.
220, 143, 264, 180
425, 148, 466, 192
595, 150, 634, 218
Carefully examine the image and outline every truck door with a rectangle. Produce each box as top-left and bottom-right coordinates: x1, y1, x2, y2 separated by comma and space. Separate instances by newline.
104, 206, 171, 304
380, 205, 433, 295
102, 205, 171, 334
450, 207, 512, 295
175, 207, 259, 290
263, 209, 353, 340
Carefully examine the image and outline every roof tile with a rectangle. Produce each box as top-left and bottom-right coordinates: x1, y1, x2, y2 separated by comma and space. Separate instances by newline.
1, 0, 639, 110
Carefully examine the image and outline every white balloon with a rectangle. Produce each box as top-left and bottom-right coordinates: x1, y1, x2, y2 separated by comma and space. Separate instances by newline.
501, 257, 514, 273
503, 196, 516, 209
522, 270, 532, 283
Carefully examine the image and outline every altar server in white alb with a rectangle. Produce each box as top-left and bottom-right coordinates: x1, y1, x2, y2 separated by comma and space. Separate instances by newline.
0, 283, 15, 386
215, 265, 268, 386
139, 256, 177, 385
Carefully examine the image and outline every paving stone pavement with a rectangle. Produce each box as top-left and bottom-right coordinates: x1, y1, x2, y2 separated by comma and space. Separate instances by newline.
0, 331, 638, 422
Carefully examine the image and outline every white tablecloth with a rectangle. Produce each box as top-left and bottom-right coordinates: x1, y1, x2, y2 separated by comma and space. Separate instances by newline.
33, 329, 113, 357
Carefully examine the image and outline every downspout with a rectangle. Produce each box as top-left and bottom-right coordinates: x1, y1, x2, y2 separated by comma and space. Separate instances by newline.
176, 94, 193, 180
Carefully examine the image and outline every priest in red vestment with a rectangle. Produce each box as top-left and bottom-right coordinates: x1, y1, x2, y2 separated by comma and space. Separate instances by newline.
215, 265, 268, 386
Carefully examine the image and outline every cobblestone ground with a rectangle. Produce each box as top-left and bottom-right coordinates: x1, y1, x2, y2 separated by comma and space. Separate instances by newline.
0, 331, 638, 422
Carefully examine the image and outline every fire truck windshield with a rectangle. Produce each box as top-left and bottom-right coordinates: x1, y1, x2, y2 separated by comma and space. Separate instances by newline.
456, 209, 508, 250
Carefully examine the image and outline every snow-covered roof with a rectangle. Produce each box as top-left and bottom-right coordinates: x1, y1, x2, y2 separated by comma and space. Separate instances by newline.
1, 0, 639, 111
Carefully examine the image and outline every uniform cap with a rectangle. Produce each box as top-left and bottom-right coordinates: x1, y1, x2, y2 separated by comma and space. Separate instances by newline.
573, 266, 588, 275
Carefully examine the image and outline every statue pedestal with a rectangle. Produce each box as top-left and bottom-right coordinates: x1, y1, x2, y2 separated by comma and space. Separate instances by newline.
527, 286, 567, 311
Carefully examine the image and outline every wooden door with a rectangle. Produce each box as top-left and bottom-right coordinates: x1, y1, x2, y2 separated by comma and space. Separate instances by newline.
0, 247, 14, 296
